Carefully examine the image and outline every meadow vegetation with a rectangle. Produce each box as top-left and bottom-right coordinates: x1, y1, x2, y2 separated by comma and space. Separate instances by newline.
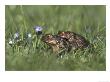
5, 5, 106, 71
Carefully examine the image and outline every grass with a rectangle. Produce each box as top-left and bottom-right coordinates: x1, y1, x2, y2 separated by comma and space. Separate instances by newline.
5, 5, 106, 71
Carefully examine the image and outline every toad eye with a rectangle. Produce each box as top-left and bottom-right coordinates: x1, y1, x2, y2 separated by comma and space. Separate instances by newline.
58, 32, 64, 36
47, 35, 52, 38
48, 35, 51, 37
61, 32, 65, 34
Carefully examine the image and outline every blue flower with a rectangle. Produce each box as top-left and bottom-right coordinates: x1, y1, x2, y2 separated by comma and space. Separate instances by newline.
34, 26, 43, 35
14, 32, 19, 39
34, 26, 43, 32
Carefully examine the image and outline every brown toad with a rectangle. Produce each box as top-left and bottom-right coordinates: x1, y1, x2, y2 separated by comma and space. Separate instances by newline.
41, 34, 71, 54
58, 31, 90, 49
